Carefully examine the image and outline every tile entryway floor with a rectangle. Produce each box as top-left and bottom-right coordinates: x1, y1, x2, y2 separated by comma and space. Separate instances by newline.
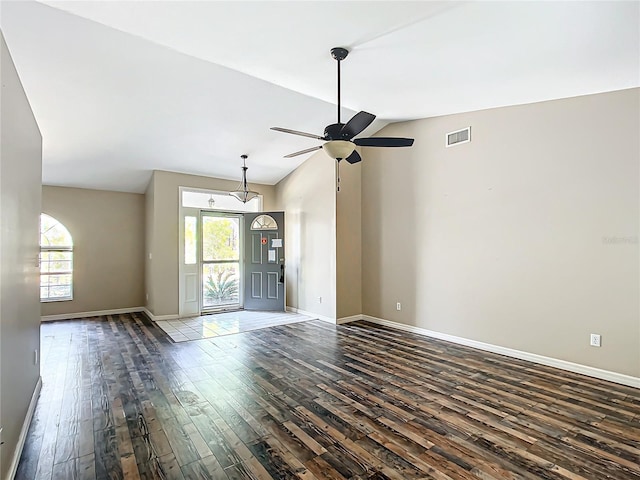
155, 310, 314, 342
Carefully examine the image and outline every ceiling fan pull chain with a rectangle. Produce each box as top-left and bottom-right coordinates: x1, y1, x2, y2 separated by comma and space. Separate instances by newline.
336, 160, 341, 192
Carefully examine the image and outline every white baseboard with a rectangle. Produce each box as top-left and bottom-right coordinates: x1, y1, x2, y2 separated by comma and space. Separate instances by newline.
7, 376, 42, 480
362, 315, 640, 389
286, 306, 335, 324
41, 307, 144, 322
142, 308, 180, 322
337, 314, 363, 325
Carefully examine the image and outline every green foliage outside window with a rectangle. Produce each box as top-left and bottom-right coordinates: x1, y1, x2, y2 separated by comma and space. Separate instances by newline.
204, 268, 238, 304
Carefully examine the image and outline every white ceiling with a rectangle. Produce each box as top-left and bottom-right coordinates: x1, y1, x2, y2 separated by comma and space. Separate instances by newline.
1, 1, 638, 193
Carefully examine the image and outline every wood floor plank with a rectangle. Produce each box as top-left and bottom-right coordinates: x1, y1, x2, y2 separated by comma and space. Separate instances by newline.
77, 453, 96, 480
15, 315, 640, 480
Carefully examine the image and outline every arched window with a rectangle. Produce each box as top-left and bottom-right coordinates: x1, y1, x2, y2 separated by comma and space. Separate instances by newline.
250, 214, 278, 230
40, 214, 73, 302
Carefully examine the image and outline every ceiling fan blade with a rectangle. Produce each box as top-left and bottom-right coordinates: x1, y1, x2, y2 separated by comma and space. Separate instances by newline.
345, 150, 361, 164
354, 137, 414, 147
340, 111, 376, 139
284, 145, 323, 158
271, 127, 325, 140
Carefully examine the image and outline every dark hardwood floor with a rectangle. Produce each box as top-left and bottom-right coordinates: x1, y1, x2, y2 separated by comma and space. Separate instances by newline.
16, 313, 640, 480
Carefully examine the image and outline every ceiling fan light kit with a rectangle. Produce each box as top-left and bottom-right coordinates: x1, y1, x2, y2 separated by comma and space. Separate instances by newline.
271, 46, 415, 167
229, 154, 260, 203
323, 140, 355, 161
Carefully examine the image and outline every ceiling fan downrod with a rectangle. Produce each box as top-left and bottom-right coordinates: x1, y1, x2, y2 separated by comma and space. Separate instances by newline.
331, 47, 349, 125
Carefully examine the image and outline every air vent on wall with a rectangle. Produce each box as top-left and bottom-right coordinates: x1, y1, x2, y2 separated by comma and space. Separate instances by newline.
446, 127, 471, 147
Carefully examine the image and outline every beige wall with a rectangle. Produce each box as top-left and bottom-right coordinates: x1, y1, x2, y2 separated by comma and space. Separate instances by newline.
41, 186, 145, 316
0, 33, 42, 478
336, 161, 362, 320
362, 88, 640, 377
275, 152, 337, 320
146, 170, 277, 317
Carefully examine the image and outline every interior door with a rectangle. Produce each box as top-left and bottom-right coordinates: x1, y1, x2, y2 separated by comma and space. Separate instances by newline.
244, 212, 285, 311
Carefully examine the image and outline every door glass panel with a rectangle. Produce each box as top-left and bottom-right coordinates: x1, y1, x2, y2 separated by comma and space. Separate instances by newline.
202, 217, 239, 261
185, 216, 197, 265
202, 263, 239, 308
201, 214, 241, 312
250, 214, 278, 230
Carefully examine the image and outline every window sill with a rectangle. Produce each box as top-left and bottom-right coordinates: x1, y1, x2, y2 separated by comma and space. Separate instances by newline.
41, 298, 73, 303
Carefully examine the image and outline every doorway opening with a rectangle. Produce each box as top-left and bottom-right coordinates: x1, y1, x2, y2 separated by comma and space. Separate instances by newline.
201, 212, 241, 312
179, 187, 285, 317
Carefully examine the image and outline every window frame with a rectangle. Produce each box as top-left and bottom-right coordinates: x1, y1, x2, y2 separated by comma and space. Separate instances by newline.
40, 215, 74, 302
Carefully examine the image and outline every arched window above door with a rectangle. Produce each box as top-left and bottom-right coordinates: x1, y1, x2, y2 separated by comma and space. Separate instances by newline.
250, 214, 278, 230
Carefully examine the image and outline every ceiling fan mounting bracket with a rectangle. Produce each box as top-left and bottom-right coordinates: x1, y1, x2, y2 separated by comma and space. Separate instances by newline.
330, 47, 349, 61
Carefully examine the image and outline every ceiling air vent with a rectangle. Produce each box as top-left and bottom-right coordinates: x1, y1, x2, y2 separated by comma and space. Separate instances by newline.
446, 127, 471, 147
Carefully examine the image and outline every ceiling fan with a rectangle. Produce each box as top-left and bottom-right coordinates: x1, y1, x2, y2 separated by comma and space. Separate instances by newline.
271, 47, 414, 164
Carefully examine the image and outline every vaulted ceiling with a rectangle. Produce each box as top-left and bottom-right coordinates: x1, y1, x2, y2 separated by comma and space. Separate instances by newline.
1, 1, 638, 193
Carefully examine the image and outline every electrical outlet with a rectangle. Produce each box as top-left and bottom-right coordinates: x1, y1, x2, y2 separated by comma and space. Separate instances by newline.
590, 334, 601, 347
146, 293, 149, 301
396, 302, 401, 311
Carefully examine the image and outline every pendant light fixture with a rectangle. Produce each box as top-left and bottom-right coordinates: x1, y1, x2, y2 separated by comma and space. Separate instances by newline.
229, 154, 259, 203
